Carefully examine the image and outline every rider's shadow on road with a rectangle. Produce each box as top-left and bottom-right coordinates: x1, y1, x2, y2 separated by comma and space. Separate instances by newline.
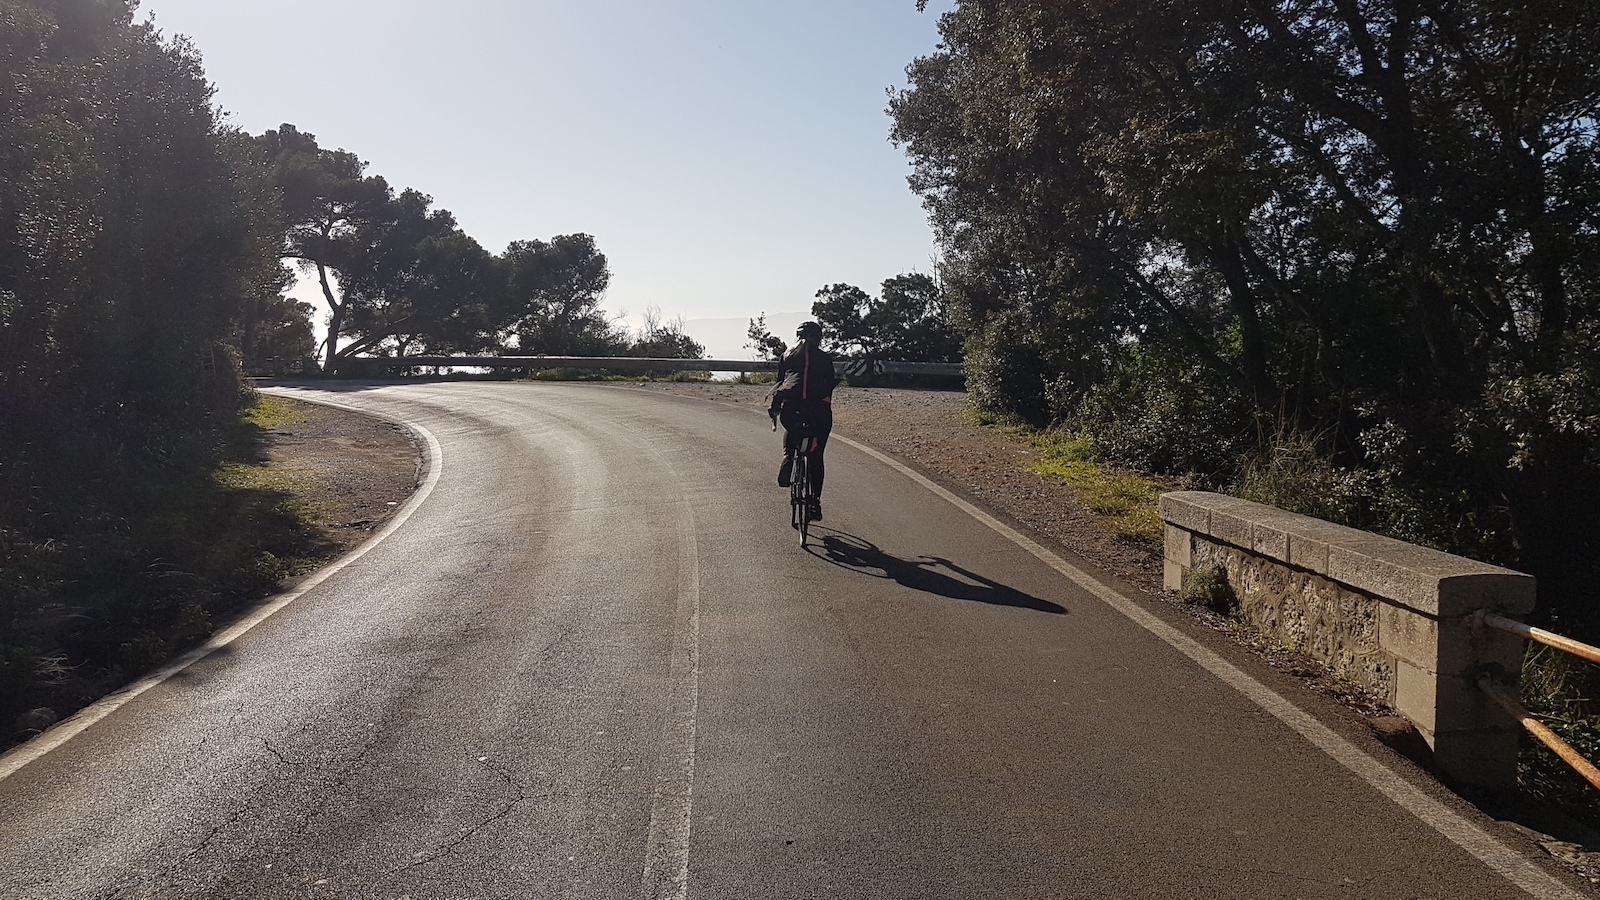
813, 531, 1067, 615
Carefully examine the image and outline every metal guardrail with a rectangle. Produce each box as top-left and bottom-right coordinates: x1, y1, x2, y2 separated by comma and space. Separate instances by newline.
339, 356, 966, 378
371, 355, 778, 373
1479, 612, 1600, 791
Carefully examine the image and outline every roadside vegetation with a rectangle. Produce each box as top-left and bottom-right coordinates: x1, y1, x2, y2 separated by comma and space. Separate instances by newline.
1520, 649, 1600, 829
524, 369, 711, 383
894, 0, 1600, 819
0, 393, 339, 747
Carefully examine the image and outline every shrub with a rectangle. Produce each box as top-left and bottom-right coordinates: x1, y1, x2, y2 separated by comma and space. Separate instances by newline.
1518, 645, 1600, 829
962, 316, 1055, 425
1072, 350, 1257, 486
1235, 428, 1510, 564
1180, 564, 1238, 616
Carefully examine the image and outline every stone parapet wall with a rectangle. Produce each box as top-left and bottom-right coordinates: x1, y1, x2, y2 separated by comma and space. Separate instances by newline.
1190, 541, 1392, 697
1160, 491, 1535, 788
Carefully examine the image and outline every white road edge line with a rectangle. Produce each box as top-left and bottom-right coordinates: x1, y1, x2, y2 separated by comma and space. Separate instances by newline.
0, 394, 443, 785
834, 434, 1586, 900
641, 491, 703, 899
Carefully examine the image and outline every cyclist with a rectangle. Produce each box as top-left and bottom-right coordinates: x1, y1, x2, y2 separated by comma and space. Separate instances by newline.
768, 321, 838, 521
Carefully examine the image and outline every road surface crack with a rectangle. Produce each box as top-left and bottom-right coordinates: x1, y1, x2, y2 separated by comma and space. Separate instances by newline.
538, 626, 575, 661
383, 757, 530, 879
259, 735, 289, 765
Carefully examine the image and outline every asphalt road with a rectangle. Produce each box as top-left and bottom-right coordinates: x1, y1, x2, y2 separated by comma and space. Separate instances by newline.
0, 382, 1588, 899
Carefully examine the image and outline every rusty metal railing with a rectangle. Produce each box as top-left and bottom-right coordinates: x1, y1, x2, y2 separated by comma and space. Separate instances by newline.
1482, 613, 1600, 667
1479, 612, 1600, 791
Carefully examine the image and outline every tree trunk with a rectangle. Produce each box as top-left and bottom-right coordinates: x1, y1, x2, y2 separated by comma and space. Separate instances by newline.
1213, 233, 1277, 414
319, 259, 343, 374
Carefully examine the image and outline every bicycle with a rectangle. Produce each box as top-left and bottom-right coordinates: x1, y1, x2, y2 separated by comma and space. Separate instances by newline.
789, 434, 822, 547
773, 414, 821, 548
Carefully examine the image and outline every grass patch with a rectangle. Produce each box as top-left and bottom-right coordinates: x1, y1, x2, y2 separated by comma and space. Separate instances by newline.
964, 407, 1167, 542
1028, 432, 1166, 542
241, 394, 304, 430
1179, 563, 1238, 616
214, 462, 331, 525
963, 406, 1028, 429
518, 366, 713, 379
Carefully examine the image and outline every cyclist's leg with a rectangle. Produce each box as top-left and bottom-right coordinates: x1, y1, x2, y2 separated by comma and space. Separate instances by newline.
808, 407, 833, 500
777, 407, 802, 486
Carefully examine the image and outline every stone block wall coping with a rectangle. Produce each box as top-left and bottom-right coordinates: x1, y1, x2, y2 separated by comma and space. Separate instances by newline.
1159, 491, 1535, 618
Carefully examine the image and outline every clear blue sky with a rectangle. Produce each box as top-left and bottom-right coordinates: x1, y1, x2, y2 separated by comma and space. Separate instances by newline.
137, 0, 953, 358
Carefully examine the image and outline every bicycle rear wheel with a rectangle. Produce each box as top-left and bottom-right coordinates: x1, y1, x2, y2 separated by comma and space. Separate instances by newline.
791, 456, 809, 547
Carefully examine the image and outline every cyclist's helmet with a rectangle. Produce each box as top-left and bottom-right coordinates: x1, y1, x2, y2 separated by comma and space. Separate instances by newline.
796, 321, 823, 342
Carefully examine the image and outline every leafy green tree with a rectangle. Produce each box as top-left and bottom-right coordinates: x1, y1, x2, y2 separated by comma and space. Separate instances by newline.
240, 293, 316, 367
2, 0, 279, 457
745, 313, 787, 360
811, 284, 876, 354
0, 0, 293, 728
260, 129, 507, 364
871, 273, 961, 361
257, 124, 392, 372
500, 233, 623, 355
891, 0, 1600, 623
389, 231, 503, 355
812, 275, 960, 361
332, 190, 495, 359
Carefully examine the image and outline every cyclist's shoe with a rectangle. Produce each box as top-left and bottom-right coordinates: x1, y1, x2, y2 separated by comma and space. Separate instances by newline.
778, 455, 794, 487
806, 498, 822, 521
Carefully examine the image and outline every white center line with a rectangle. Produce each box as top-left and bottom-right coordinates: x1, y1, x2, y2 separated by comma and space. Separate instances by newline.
641, 504, 703, 900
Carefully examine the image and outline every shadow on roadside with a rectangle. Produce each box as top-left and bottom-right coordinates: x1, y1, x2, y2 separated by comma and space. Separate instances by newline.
809, 530, 1067, 615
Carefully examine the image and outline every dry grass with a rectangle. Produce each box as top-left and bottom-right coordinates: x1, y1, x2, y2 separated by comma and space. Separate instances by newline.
1519, 645, 1600, 829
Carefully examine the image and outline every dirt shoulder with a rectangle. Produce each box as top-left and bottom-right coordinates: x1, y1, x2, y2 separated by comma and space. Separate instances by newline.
260, 396, 423, 556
